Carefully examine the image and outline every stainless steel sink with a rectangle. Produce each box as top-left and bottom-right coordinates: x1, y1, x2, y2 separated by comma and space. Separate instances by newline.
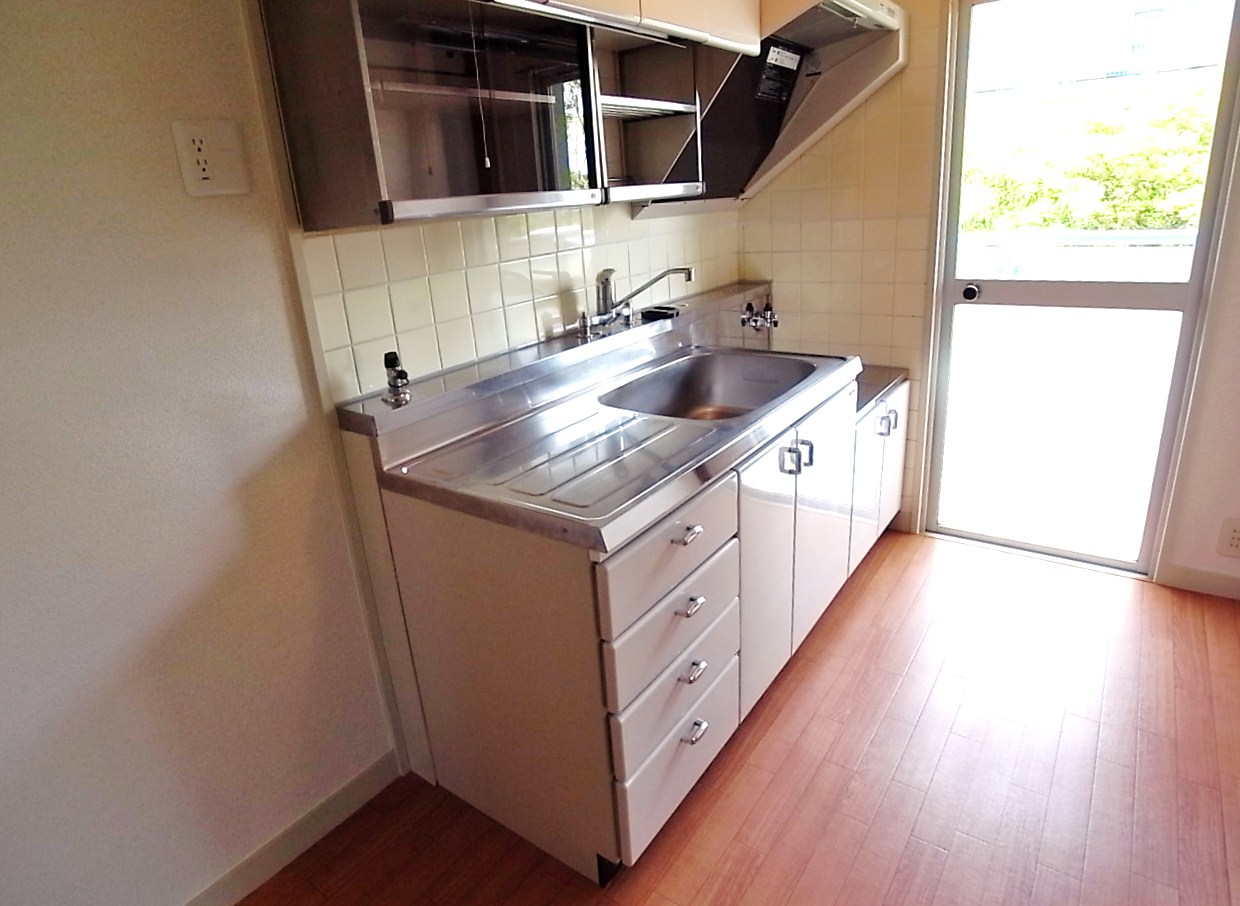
599, 349, 816, 420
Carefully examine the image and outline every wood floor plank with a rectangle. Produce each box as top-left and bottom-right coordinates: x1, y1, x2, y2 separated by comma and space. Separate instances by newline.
733, 758, 855, 906
1217, 772, 1240, 906
1011, 707, 1064, 798
1127, 874, 1179, 906
1079, 757, 1135, 906
1138, 636, 1177, 739
735, 716, 840, 855
690, 840, 765, 906
1175, 685, 1220, 789
1029, 865, 1081, 906
1203, 594, 1240, 680
980, 785, 1048, 906
832, 781, 927, 906
654, 763, 773, 906
911, 732, 984, 851
825, 668, 905, 771
928, 832, 994, 906
1133, 730, 1179, 888
1177, 778, 1230, 906
1209, 672, 1240, 780
955, 717, 1024, 845
784, 811, 870, 906
882, 837, 949, 906
1172, 589, 1211, 696
893, 672, 966, 792
1037, 714, 1099, 879
839, 716, 917, 824
1097, 672, 1139, 769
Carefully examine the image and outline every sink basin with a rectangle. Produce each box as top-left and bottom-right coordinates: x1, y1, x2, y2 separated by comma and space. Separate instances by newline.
599, 350, 816, 420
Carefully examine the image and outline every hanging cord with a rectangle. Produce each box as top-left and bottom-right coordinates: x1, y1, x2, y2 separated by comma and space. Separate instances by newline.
467, 1, 492, 169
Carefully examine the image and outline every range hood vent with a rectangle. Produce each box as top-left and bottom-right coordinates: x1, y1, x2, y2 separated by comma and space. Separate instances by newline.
638, 0, 907, 217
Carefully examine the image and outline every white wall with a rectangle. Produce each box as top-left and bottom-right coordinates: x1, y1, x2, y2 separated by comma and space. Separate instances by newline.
1160, 164, 1240, 593
0, 2, 392, 904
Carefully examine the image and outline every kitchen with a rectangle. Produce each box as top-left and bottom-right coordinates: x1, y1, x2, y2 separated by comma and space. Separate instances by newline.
3, 0, 1240, 904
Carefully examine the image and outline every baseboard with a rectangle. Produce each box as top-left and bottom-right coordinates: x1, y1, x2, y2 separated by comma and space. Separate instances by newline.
185, 750, 401, 906
1156, 564, 1240, 601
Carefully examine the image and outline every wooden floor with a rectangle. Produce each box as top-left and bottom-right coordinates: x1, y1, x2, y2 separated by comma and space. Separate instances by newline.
244, 532, 1240, 906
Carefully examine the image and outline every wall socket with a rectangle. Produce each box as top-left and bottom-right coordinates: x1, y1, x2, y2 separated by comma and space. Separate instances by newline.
1220, 518, 1240, 558
171, 120, 250, 197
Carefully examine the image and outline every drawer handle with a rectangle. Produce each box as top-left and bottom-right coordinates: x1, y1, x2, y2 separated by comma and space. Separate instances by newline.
674, 524, 704, 546
677, 595, 706, 618
680, 659, 709, 685
682, 718, 710, 746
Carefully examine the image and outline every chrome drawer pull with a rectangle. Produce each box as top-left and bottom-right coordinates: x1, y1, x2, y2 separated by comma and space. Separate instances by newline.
677, 595, 706, 618
682, 718, 710, 745
680, 659, 709, 685
673, 524, 704, 546
876, 413, 892, 436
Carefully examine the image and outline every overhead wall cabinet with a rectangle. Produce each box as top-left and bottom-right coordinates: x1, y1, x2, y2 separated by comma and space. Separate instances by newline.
259, 0, 724, 230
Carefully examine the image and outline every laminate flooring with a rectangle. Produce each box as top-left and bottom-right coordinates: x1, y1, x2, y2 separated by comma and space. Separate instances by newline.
243, 532, 1240, 905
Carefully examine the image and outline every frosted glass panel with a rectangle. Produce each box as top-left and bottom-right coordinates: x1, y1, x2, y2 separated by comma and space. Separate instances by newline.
955, 0, 1233, 283
937, 305, 1181, 564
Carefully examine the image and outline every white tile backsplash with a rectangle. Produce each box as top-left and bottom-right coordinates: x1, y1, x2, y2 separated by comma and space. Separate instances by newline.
429, 270, 470, 323
465, 265, 503, 314
471, 308, 508, 358
302, 236, 342, 295
460, 217, 500, 267
305, 206, 744, 402
343, 285, 395, 343
334, 231, 388, 290
389, 278, 433, 332
381, 225, 428, 281
435, 318, 476, 369
496, 214, 531, 262
313, 292, 350, 351
423, 220, 465, 273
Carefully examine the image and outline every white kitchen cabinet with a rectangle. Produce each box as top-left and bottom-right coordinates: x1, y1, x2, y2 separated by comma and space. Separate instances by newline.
850, 377, 909, 570
549, 0, 642, 27
737, 380, 858, 716
640, 0, 760, 55
792, 383, 857, 650
381, 473, 740, 882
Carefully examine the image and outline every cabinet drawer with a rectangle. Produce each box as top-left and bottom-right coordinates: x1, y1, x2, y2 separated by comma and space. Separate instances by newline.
609, 599, 740, 780
597, 473, 738, 641
616, 655, 739, 865
602, 539, 739, 713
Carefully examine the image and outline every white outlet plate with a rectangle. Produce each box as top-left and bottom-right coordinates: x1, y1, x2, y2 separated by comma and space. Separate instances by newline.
171, 120, 250, 197
1219, 517, 1240, 558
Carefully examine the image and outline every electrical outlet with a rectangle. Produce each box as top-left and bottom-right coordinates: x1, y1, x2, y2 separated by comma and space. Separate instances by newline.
1220, 518, 1240, 558
171, 120, 250, 197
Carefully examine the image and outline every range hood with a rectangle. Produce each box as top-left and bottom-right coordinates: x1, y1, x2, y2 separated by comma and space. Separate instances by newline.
638, 0, 907, 216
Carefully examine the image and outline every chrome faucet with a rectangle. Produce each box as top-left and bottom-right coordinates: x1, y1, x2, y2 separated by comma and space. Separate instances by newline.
579, 266, 696, 341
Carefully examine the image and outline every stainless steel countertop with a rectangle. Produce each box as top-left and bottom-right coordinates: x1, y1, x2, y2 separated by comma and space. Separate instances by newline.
339, 284, 861, 555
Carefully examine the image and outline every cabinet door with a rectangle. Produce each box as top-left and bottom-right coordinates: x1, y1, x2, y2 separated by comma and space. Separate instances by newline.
552, 0, 642, 26
708, 0, 761, 54
736, 428, 797, 718
878, 381, 910, 531
849, 400, 886, 573
641, 0, 710, 41
792, 383, 857, 651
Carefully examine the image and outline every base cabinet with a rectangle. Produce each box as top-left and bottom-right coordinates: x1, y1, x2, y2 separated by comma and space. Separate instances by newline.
737, 381, 857, 717
850, 378, 909, 570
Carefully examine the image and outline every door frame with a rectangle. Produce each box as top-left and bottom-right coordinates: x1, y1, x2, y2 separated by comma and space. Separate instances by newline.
920, 0, 1240, 573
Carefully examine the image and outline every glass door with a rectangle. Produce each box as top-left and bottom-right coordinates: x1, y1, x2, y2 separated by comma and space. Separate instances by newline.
928, 0, 1239, 570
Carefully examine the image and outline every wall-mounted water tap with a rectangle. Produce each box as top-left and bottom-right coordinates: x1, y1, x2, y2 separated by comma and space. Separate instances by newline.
382, 350, 411, 407
579, 266, 696, 341
741, 300, 779, 331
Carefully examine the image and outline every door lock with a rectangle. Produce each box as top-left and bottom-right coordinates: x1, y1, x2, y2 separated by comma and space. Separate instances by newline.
962, 283, 982, 301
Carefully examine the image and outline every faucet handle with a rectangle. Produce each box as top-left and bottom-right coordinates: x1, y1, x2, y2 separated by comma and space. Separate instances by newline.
596, 267, 617, 283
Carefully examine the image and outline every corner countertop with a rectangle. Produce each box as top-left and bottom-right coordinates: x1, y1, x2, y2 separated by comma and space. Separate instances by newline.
857, 365, 909, 416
